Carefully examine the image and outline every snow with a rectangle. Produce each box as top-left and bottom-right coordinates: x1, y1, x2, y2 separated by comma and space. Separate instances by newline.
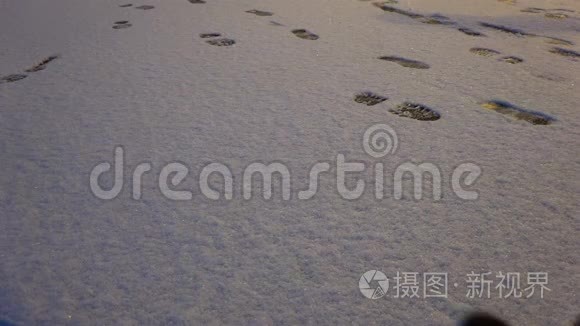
1, 0, 579, 324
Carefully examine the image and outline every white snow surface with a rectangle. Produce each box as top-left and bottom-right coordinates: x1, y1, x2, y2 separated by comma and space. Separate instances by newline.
0, 0, 579, 324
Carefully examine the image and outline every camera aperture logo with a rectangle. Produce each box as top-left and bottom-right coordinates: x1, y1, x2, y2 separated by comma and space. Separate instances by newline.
359, 270, 389, 299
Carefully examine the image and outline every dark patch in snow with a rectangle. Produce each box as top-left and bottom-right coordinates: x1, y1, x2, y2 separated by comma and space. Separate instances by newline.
354, 92, 388, 106
470, 48, 501, 56
135, 5, 155, 10
292, 29, 319, 40
499, 56, 524, 64
246, 9, 273, 17
389, 103, 441, 121
549, 47, 580, 58
481, 100, 555, 125
457, 27, 485, 37
373, 3, 424, 19
200, 33, 221, 38
206, 38, 236, 46
25, 55, 59, 73
113, 21, 132, 29
0, 74, 27, 84
378, 56, 430, 69
479, 22, 530, 36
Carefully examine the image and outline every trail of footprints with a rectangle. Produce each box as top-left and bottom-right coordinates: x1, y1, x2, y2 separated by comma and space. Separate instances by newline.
4, 1, 571, 126
357, 1, 570, 124
353, 91, 441, 121
351, 90, 554, 125
113, 2, 155, 30
498, 0, 577, 22
370, 0, 574, 123
245, 8, 318, 40
477, 21, 575, 47
0, 55, 60, 85
373, 2, 487, 37
191, 1, 572, 124
199, 32, 235, 46
353, 92, 441, 122
2, 1, 157, 83
373, 1, 574, 47
198, 8, 319, 47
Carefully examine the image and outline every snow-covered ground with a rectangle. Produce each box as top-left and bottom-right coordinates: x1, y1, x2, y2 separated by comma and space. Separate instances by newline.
1, 0, 579, 324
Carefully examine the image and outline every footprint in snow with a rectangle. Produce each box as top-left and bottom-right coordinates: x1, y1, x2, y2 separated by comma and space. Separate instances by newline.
113, 21, 132, 29
354, 92, 388, 106
378, 56, 430, 69
0, 74, 27, 84
470, 47, 500, 56
246, 9, 273, 16
544, 37, 574, 46
479, 22, 529, 36
545, 12, 568, 19
499, 56, 524, 64
200, 33, 221, 38
206, 38, 236, 46
25, 55, 59, 72
389, 103, 441, 121
292, 29, 319, 40
521, 7, 545, 13
457, 27, 486, 37
549, 47, 580, 59
481, 101, 554, 125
